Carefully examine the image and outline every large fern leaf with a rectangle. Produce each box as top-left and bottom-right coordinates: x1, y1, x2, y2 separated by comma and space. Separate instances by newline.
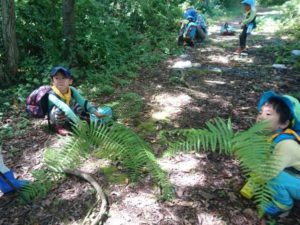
164, 118, 234, 156
75, 122, 173, 199
22, 120, 173, 201
163, 118, 281, 216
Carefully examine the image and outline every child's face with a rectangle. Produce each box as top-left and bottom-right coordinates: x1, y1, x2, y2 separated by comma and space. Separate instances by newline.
256, 103, 289, 131
52, 72, 73, 93
244, 4, 251, 11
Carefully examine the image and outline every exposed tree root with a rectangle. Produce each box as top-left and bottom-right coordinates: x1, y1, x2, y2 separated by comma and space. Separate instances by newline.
64, 169, 109, 225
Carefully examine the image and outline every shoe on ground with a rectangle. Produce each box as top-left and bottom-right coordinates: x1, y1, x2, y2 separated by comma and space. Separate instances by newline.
234, 48, 246, 55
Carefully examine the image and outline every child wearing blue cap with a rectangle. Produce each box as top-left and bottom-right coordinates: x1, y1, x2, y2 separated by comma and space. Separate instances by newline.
48, 66, 111, 135
242, 91, 300, 220
178, 6, 207, 47
235, 0, 256, 54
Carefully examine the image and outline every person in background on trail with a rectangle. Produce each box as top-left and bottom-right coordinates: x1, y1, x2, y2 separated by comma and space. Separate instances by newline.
235, 0, 256, 54
220, 22, 236, 35
240, 91, 300, 223
48, 66, 110, 136
0, 152, 28, 194
178, 6, 208, 47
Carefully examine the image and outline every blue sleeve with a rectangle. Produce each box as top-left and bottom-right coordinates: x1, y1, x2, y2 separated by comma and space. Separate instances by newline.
70, 87, 97, 114
48, 94, 80, 123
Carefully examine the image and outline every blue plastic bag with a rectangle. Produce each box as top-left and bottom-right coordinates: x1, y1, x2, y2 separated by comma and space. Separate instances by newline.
90, 106, 112, 124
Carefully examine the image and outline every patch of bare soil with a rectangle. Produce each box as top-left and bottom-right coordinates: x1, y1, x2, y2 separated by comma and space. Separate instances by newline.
1, 9, 300, 225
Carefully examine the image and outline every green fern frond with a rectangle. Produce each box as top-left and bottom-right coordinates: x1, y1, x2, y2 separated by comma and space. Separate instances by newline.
78, 122, 173, 198
163, 118, 283, 216
253, 182, 276, 216
20, 169, 61, 203
164, 118, 234, 156
44, 138, 86, 172
23, 120, 173, 201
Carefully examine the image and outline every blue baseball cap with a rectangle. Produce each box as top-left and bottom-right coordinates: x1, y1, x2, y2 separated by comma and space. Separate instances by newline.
258, 91, 300, 131
50, 66, 72, 79
241, 0, 255, 7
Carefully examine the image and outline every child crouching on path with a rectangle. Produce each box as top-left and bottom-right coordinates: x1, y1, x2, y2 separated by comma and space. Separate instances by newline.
48, 66, 110, 135
241, 91, 300, 222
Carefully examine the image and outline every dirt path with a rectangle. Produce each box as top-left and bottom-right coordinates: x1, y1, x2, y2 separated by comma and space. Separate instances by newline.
1, 8, 300, 225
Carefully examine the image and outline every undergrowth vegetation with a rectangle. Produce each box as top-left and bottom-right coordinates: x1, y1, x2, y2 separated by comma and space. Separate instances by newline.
1, 0, 182, 113
258, 0, 300, 68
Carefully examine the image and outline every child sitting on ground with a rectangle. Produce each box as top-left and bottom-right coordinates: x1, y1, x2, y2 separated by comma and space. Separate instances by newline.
48, 66, 109, 135
235, 0, 256, 54
178, 6, 208, 47
242, 91, 300, 221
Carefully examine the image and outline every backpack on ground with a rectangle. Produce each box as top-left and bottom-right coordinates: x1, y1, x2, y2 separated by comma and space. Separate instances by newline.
26, 85, 52, 118
220, 23, 236, 35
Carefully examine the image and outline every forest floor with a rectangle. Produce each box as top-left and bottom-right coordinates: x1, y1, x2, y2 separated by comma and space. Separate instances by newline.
1, 8, 300, 225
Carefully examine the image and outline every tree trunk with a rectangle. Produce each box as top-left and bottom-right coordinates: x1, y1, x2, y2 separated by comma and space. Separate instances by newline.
1, 0, 19, 83
0, 64, 8, 86
62, 0, 75, 62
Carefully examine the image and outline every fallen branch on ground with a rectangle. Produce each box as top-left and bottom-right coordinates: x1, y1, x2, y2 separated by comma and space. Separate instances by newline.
64, 169, 109, 225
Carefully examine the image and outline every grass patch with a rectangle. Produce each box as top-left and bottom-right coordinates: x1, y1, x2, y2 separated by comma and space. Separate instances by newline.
99, 166, 129, 184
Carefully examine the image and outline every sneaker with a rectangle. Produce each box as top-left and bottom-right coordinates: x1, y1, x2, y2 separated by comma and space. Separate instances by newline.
234, 48, 246, 55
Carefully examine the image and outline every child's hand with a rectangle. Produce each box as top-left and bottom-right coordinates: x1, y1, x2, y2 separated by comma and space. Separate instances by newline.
94, 111, 106, 118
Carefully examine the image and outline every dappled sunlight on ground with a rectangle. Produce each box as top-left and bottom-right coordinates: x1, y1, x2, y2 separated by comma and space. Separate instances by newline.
198, 45, 225, 53
204, 79, 226, 85
170, 172, 206, 187
159, 154, 207, 187
106, 191, 164, 225
167, 54, 193, 69
257, 10, 283, 16
210, 34, 239, 43
197, 212, 227, 225
259, 18, 282, 34
252, 44, 263, 49
179, 88, 209, 99
170, 60, 192, 69
231, 54, 254, 64
151, 92, 193, 120
209, 24, 238, 35
210, 94, 232, 108
58, 184, 87, 201
207, 55, 230, 64
123, 192, 157, 207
